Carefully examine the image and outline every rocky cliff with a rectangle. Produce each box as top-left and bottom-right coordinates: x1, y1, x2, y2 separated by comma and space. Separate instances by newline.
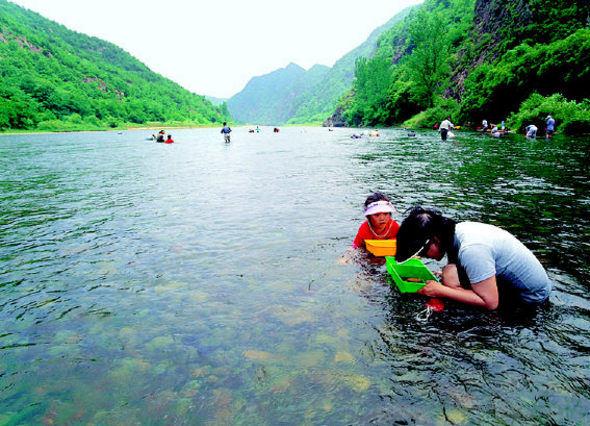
447, 0, 589, 99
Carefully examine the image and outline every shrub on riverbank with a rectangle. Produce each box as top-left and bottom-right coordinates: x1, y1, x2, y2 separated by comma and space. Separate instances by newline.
402, 97, 460, 129
508, 93, 590, 135
459, 29, 590, 125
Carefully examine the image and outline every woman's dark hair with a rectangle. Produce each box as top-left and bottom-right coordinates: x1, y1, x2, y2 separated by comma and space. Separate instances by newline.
395, 206, 456, 262
364, 192, 390, 208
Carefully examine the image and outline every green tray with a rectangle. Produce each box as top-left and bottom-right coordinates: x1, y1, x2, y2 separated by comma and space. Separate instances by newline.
385, 257, 439, 293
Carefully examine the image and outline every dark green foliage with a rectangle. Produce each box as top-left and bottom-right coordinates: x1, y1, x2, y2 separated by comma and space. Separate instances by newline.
511, 0, 590, 46
339, 0, 476, 127
403, 96, 460, 128
337, 0, 590, 132
405, 10, 452, 108
341, 55, 395, 126
460, 29, 590, 123
0, 0, 231, 131
509, 93, 590, 135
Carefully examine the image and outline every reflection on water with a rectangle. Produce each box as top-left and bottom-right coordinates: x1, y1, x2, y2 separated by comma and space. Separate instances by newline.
0, 128, 588, 424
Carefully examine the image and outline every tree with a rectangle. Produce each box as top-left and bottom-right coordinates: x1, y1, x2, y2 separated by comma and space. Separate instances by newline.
346, 55, 394, 125
406, 10, 452, 108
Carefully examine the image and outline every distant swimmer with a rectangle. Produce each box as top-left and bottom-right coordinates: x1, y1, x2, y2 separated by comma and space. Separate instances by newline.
165, 134, 174, 144
220, 122, 232, 143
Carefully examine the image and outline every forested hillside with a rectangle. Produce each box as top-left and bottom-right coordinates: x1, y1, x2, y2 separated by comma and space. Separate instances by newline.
0, 0, 231, 132
227, 63, 329, 125
285, 6, 416, 125
331, 0, 590, 133
226, 5, 416, 126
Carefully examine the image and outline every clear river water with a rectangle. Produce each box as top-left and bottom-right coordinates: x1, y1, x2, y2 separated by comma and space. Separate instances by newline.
1, 127, 589, 424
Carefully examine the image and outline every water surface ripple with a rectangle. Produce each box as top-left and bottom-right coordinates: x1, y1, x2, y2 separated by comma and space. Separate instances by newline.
0, 128, 588, 424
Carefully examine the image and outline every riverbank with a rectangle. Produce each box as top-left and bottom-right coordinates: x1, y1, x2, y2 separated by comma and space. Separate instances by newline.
0, 123, 227, 136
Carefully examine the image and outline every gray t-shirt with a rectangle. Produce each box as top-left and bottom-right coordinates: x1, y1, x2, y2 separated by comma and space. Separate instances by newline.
447, 222, 551, 303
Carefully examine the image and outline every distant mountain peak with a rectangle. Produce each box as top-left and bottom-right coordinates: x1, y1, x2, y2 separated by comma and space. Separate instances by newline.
226, 5, 418, 126
285, 62, 303, 69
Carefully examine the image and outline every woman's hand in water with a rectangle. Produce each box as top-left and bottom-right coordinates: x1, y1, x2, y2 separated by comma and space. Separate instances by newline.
418, 280, 444, 297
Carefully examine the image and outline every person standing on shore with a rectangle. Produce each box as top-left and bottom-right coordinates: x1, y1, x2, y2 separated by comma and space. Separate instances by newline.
220, 122, 232, 143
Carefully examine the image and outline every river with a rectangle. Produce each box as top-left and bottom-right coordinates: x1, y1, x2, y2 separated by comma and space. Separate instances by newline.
1, 127, 588, 424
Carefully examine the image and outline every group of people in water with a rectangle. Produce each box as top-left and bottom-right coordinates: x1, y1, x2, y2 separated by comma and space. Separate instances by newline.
220, 123, 281, 143
344, 193, 552, 310
525, 115, 556, 139
154, 114, 557, 146
437, 115, 556, 141
149, 121, 553, 310
152, 130, 174, 143
482, 116, 555, 139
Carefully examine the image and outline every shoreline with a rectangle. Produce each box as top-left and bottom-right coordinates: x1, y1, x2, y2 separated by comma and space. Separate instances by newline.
0, 123, 324, 136
0, 124, 219, 136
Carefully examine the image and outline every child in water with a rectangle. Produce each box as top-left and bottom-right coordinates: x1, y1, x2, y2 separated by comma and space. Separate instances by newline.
339, 193, 399, 263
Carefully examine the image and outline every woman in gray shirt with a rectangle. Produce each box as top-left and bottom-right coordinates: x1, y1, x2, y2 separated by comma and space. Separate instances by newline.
395, 206, 551, 309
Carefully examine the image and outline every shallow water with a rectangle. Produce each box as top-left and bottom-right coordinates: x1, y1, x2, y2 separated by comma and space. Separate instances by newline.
1, 127, 588, 424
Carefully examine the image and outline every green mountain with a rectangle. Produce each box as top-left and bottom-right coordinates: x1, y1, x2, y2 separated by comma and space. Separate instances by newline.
226, 5, 416, 126
226, 63, 330, 125
205, 96, 229, 107
0, 0, 231, 132
332, 0, 590, 133
286, 6, 416, 125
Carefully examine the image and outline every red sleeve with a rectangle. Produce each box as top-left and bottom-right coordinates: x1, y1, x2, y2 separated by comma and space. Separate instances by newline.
353, 221, 371, 248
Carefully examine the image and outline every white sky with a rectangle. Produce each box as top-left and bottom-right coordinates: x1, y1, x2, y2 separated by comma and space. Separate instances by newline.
9, 0, 423, 98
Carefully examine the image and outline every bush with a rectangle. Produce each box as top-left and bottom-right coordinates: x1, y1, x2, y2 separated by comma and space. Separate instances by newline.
460, 29, 590, 124
402, 97, 460, 128
508, 93, 590, 134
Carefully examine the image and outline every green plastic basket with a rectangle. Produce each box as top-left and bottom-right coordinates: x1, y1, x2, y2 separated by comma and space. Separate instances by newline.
385, 257, 439, 293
